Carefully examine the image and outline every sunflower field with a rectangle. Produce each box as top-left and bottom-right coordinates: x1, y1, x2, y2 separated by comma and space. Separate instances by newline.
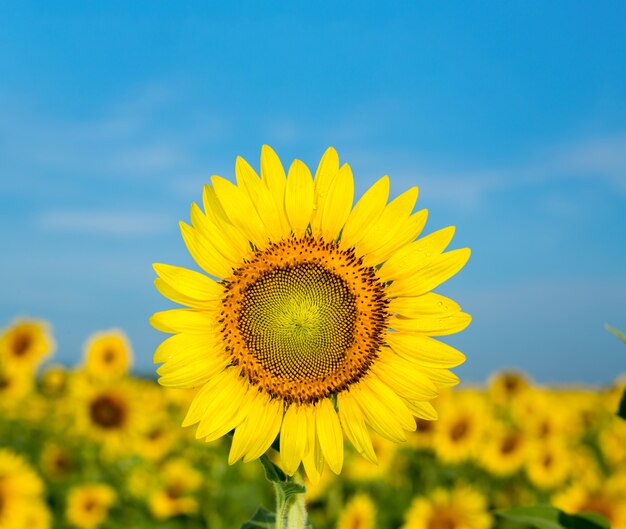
1, 318, 625, 529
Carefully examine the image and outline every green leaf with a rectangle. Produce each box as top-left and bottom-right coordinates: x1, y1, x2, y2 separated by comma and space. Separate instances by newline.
259, 453, 287, 483
605, 324, 626, 344
240, 507, 276, 529
280, 481, 307, 501
558, 511, 610, 529
496, 506, 610, 529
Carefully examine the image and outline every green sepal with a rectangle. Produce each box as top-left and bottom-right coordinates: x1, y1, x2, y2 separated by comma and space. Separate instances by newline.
496, 505, 610, 529
240, 507, 277, 529
260, 453, 287, 483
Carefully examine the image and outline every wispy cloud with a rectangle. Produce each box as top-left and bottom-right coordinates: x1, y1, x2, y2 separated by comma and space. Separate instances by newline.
35, 210, 173, 236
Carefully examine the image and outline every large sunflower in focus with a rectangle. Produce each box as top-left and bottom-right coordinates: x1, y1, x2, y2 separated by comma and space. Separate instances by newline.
151, 146, 470, 480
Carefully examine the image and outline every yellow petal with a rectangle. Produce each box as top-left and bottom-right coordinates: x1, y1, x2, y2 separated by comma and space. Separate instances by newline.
352, 378, 413, 442
190, 203, 249, 264
280, 404, 308, 475
385, 333, 466, 368
153, 331, 222, 364
202, 182, 232, 226
261, 145, 287, 202
362, 209, 428, 268
310, 147, 340, 233
387, 248, 471, 297
211, 175, 268, 248
150, 309, 216, 334
340, 175, 389, 249
378, 226, 456, 283
242, 397, 284, 463
183, 369, 235, 427
315, 399, 344, 474
180, 222, 233, 278
420, 366, 460, 388
195, 374, 251, 441
372, 354, 438, 401
153, 263, 224, 300
302, 405, 323, 484
154, 278, 219, 309
389, 312, 472, 336
337, 391, 377, 463
285, 160, 314, 237
403, 399, 438, 421
354, 186, 418, 261
388, 293, 461, 319
236, 157, 287, 241
317, 164, 354, 242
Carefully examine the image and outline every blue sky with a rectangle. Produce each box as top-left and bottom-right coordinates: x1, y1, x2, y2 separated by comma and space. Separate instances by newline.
1, 2, 625, 383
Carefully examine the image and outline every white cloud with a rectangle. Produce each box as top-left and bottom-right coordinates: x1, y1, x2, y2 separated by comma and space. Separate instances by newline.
36, 210, 173, 236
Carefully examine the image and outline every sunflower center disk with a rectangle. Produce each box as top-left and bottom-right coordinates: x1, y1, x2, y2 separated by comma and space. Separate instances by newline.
221, 236, 390, 404
239, 263, 357, 380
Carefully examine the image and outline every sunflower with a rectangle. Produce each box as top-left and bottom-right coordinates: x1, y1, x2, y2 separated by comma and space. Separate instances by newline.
72, 378, 144, 456
479, 426, 528, 477
152, 146, 470, 480
82, 330, 133, 380
336, 493, 376, 529
525, 439, 571, 490
487, 370, 530, 406
0, 319, 54, 374
553, 477, 626, 529
40, 442, 75, 481
401, 485, 492, 529
66, 483, 116, 529
0, 449, 47, 529
432, 392, 488, 465
148, 458, 203, 520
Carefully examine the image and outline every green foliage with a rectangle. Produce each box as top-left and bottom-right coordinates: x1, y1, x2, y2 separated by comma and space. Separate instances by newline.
496, 505, 610, 529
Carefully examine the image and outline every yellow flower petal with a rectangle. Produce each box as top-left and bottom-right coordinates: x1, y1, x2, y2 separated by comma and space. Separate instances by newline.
317, 164, 354, 242
389, 312, 472, 336
150, 309, 216, 334
354, 186, 418, 261
362, 209, 428, 268
387, 248, 471, 297
285, 160, 314, 237
280, 404, 308, 475
372, 354, 438, 401
388, 293, 461, 319
337, 391, 377, 463
340, 175, 390, 249
211, 176, 268, 248
261, 145, 287, 204
310, 147, 340, 233
153, 263, 224, 300
378, 226, 456, 283
302, 405, 324, 484
315, 399, 344, 474
190, 203, 250, 264
179, 222, 234, 278
385, 333, 466, 368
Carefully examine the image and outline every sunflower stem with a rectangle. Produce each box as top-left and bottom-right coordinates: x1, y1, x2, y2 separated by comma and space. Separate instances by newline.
273, 471, 307, 529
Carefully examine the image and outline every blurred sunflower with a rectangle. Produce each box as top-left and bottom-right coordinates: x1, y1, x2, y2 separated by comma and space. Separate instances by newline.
40, 442, 75, 481
433, 393, 488, 464
401, 485, 492, 529
82, 330, 133, 380
66, 483, 116, 529
525, 439, 571, 490
148, 458, 202, 520
0, 449, 48, 529
336, 493, 376, 529
73, 378, 144, 456
479, 427, 527, 477
553, 477, 626, 529
152, 146, 470, 480
0, 319, 54, 374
